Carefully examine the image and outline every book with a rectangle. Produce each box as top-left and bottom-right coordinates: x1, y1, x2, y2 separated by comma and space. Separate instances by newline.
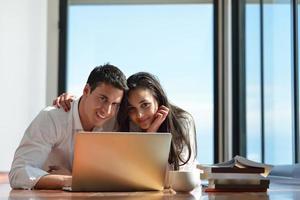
197, 155, 273, 177
199, 166, 264, 174
201, 173, 266, 180
204, 187, 268, 192
208, 179, 270, 189
208, 178, 269, 185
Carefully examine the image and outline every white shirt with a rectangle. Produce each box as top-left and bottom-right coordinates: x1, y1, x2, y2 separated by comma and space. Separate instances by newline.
9, 98, 116, 189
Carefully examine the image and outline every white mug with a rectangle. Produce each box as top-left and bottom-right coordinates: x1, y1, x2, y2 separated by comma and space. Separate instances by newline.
168, 170, 200, 192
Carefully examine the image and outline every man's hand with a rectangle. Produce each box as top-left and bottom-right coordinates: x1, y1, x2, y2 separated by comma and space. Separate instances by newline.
147, 105, 169, 132
48, 166, 72, 187
52, 93, 76, 112
35, 174, 72, 190
34, 166, 72, 190
48, 165, 71, 175
61, 175, 72, 187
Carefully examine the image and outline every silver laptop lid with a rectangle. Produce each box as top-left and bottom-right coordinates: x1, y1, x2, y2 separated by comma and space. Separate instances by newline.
71, 132, 172, 192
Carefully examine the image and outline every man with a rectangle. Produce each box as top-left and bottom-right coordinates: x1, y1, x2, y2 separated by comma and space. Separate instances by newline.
9, 64, 128, 190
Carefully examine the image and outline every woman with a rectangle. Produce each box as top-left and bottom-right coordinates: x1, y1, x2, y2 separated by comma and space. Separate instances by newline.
54, 72, 197, 171
118, 72, 197, 170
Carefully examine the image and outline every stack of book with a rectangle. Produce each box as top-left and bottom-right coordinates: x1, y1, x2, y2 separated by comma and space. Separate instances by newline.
197, 156, 273, 192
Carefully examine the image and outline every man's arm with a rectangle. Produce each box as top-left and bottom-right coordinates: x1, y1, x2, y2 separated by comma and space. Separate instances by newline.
9, 109, 69, 190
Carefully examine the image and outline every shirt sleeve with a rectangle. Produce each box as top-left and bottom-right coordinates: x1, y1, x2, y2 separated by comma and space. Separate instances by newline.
178, 114, 198, 171
9, 109, 58, 189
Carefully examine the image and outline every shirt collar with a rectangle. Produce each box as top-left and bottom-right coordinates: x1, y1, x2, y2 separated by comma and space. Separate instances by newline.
72, 97, 117, 132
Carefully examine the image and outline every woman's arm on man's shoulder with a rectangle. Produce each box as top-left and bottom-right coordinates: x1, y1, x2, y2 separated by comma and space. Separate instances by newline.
52, 93, 76, 112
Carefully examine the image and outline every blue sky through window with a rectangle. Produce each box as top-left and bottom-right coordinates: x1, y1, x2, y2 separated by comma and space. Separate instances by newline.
67, 4, 214, 164
246, 2, 293, 164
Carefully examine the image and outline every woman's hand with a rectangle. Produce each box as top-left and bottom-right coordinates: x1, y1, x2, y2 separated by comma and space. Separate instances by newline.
52, 93, 76, 112
147, 105, 169, 132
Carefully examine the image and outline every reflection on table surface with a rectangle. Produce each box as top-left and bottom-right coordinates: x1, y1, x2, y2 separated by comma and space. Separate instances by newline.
2, 173, 300, 200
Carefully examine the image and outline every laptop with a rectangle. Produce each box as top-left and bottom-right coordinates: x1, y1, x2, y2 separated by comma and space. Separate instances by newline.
65, 132, 172, 192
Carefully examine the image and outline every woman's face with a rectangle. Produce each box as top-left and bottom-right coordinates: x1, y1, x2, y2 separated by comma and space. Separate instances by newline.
127, 88, 159, 130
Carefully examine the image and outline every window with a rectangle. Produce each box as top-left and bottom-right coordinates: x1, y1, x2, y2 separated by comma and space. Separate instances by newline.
64, 1, 215, 164
245, 1, 262, 162
245, 0, 294, 164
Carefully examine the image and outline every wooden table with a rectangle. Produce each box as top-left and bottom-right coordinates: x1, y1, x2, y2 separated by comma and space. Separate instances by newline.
1, 173, 300, 200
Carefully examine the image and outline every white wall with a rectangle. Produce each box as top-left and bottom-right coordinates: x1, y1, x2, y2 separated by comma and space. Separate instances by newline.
46, 0, 59, 106
0, 0, 59, 171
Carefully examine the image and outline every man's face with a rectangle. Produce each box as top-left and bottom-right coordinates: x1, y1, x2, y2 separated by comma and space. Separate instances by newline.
82, 83, 124, 129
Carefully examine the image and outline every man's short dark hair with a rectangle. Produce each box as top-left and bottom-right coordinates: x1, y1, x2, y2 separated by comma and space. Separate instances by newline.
86, 64, 128, 92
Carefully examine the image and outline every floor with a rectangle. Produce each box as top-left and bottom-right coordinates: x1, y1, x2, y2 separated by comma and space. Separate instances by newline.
1, 173, 300, 200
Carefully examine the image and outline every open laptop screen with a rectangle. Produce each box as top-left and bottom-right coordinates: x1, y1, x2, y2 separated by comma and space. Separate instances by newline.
71, 132, 172, 192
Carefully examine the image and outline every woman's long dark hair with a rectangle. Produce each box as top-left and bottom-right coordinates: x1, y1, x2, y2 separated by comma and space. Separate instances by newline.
117, 72, 197, 170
